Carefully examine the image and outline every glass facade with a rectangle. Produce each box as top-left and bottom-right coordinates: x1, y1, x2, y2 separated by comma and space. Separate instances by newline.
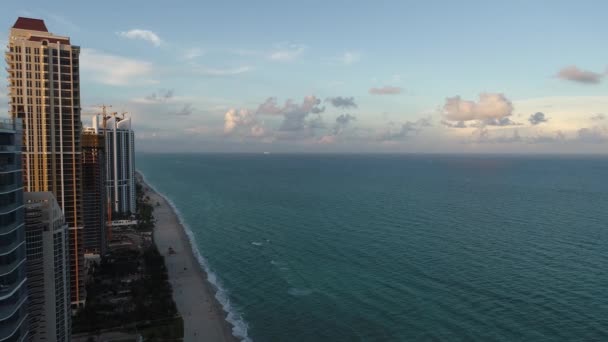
0, 119, 28, 342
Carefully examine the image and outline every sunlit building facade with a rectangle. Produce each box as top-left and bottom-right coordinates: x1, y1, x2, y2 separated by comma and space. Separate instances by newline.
6, 17, 85, 308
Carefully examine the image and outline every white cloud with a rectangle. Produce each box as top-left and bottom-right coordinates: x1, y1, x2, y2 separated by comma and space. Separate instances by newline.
232, 44, 306, 62
183, 47, 204, 60
328, 51, 361, 65
194, 66, 252, 76
341, 52, 360, 65
118, 29, 162, 47
80, 48, 154, 86
224, 108, 264, 137
269, 43, 305, 61
443, 93, 513, 121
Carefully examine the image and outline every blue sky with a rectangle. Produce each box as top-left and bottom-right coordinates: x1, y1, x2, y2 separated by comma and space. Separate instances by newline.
2, 0, 608, 153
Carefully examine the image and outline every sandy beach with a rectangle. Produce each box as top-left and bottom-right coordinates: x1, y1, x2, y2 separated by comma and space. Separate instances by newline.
139, 174, 238, 342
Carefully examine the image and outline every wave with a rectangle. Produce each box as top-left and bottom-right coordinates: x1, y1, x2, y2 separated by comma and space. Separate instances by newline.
288, 288, 313, 297
137, 170, 252, 342
251, 242, 263, 246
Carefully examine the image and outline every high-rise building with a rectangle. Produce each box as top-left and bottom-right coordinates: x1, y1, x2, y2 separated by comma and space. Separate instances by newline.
104, 117, 135, 216
24, 192, 70, 342
7, 17, 85, 308
82, 118, 106, 255
0, 118, 29, 341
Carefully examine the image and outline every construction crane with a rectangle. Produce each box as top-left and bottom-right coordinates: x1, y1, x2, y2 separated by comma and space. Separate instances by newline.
89, 104, 113, 134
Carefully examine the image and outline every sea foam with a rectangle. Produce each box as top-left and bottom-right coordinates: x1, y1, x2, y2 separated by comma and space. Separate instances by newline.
138, 171, 252, 342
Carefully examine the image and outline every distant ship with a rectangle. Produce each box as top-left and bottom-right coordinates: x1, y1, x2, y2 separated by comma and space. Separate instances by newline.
263, 152, 270, 155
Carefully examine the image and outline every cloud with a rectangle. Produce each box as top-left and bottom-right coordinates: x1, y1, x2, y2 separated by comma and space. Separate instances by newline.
443, 93, 513, 121
183, 48, 204, 60
590, 113, 605, 121
279, 96, 325, 132
369, 86, 402, 95
318, 135, 336, 144
577, 126, 608, 143
556, 65, 602, 84
184, 125, 215, 135
476, 129, 567, 145
194, 66, 251, 76
118, 29, 162, 47
224, 96, 329, 142
327, 96, 357, 109
174, 103, 194, 116
224, 108, 265, 137
329, 51, 361, 65
269, 43, 305, 61
80, 49, 154, 86
528, 112, 548, 125
473, 128, 522, 144
145, 89, 174, 103
333, 114, 356, 135
528, 131, 566, 144
441, 120, 467, 128
480, 117, 521, 127
256, 97, 284, 115
380, 117, 432, 141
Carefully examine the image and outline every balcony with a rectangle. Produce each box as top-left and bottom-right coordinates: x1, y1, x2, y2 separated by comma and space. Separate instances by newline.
0, 121, 19, 133
0, 221, 23, 238
0, 146, 15, 154
0, 183, 21, 195
0, 263, 26, 302
0, 255, 25, 284
0, 298, 28, 342
0, 268, 28, 304
0, 235, 24, 257
0, 163, 21, 174
0, 203, 22, 217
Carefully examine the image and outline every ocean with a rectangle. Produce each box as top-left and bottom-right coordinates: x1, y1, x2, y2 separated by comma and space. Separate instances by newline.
137, 154, 608, 341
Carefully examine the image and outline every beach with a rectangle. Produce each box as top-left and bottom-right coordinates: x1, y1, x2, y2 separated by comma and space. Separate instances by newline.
139, 174, 238, 342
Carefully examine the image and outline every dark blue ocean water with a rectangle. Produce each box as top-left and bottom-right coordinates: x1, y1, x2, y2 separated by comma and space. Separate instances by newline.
138, 154, 608, 341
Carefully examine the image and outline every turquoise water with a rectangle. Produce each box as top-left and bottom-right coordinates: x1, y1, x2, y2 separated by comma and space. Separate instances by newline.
138, 154, 608, 341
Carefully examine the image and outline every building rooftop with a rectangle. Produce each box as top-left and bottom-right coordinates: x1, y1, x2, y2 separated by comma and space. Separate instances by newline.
12, 17, 48, 32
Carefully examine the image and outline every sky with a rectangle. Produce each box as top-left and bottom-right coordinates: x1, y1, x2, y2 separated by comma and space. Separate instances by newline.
1, 0, 608, 153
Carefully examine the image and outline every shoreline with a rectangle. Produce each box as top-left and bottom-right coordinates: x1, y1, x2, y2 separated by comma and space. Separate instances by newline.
136, 172, 240, 342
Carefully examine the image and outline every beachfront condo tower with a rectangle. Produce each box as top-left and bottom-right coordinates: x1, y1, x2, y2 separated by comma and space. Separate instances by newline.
6, 17, 86, 309
0, 118, 29, 341
104, 116, 136, 216
82, 120, 107, 256
24, 192, 71, 342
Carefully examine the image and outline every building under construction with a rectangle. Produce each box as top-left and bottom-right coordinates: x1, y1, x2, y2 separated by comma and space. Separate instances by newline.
82, 122, 107, 255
